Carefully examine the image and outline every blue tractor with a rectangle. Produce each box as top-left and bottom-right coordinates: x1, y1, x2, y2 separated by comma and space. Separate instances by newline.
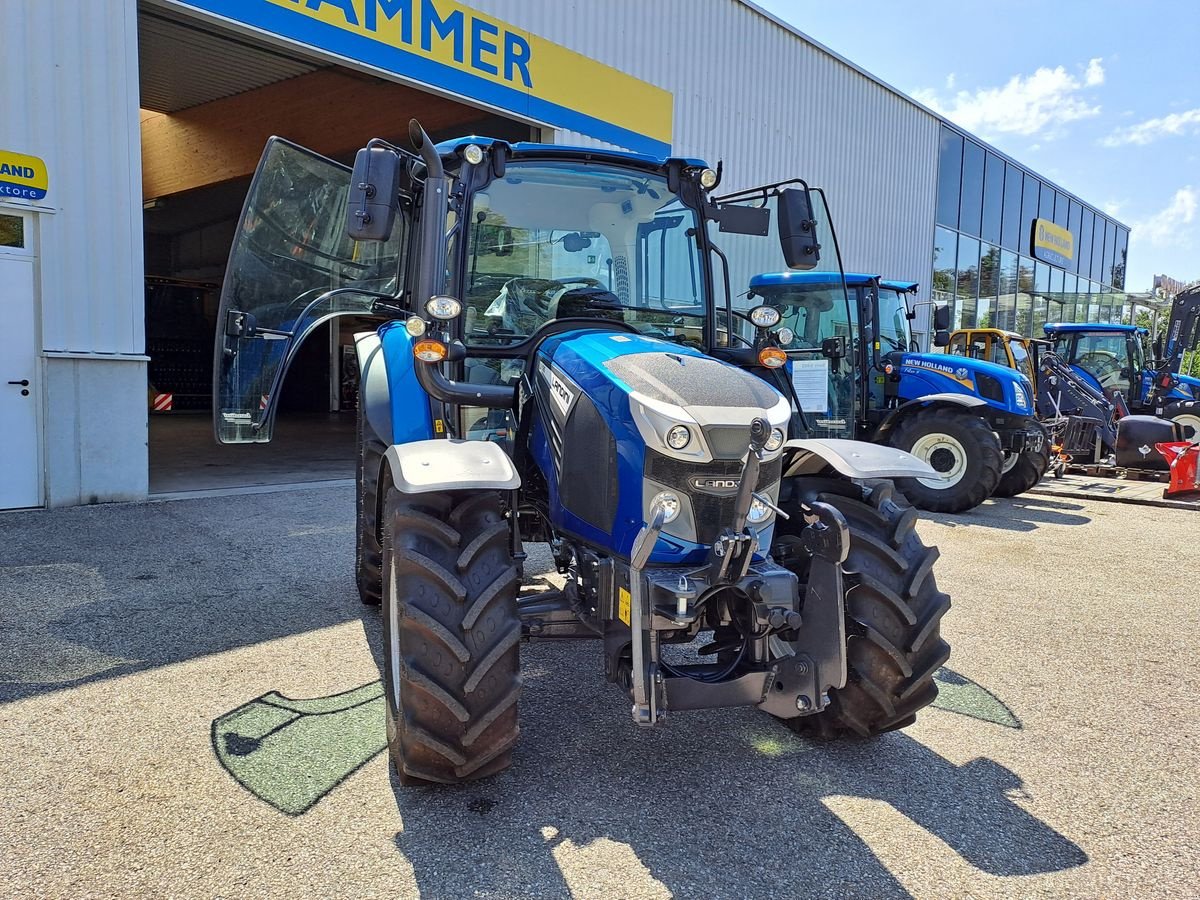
1043, 288, 1200, 440
212, 123, 951, 785
744, 273, 1044, 512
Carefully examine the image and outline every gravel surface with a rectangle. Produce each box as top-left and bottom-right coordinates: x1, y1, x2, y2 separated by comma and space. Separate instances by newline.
1, 487, 1196, 898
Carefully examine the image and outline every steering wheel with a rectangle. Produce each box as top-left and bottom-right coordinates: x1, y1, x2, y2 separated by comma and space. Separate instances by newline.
1078, 351, 1122, 385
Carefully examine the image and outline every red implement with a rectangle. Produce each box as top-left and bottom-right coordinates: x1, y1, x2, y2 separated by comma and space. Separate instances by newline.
1156, 441, 1200, 499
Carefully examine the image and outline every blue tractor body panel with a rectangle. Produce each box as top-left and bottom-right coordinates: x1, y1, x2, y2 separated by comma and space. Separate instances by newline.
528, 329, 781, 565
378, 321, 435, 445
1043, 322, 1196, 403
897, 353, 1031, 415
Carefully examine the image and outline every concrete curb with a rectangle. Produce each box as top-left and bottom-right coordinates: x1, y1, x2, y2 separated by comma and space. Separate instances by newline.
1027, 483, 1199, 511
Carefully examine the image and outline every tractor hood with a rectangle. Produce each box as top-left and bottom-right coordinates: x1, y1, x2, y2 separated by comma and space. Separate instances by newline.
528, 328, 791, 564
535, 330, 791, 461
901, 352, 1033, 414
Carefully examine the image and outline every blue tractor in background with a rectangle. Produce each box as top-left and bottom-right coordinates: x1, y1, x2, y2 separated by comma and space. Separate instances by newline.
212, 122, 951, 785
1043, 287, 1200, 440
745, 273, 1044, 512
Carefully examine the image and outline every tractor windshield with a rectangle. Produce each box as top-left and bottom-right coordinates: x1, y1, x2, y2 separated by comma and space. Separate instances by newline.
213, 139, 408, 442
876, 288, 913, 351
460, 162, 706, 348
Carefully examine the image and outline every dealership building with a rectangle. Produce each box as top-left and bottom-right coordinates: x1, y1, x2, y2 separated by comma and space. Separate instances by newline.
0, 0, 1132, 509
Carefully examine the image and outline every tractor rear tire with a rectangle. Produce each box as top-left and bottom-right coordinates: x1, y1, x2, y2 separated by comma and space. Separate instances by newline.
381, 486, 522, 785
1165, 400, 1200, 441
889, 408, 1002, 512
773, 479, 950, 737
355, 401, 387, 605
992, 422, 1051, 498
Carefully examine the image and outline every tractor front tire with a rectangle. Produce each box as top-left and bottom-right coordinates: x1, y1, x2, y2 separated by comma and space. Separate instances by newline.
773, 480, 951, 737
381, 486, 522, 785
355, 402, 387, 605
992, 422, 1051, 498
889, 408, 1002, 513
1165, 400, 1200, 441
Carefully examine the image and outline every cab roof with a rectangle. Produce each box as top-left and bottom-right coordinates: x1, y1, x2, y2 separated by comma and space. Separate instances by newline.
749, 272, 919, 292
435, 135, 708, 170
750, 271, 873, 289
1043, 322, 1142, 335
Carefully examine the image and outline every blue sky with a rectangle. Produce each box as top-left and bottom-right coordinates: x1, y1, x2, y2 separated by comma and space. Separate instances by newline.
752, 0, 1200, 292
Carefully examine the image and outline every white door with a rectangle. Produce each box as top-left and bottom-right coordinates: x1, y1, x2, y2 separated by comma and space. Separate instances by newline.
0, 212, 40, 508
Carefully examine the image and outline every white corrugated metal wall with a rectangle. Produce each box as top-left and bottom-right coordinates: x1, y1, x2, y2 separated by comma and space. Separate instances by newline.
473, 0, 940, 294
1, 0, 147, 505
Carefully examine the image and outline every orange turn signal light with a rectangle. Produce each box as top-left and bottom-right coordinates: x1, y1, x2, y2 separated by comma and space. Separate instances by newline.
413, 339, 447, 363
758, 347, 788, 369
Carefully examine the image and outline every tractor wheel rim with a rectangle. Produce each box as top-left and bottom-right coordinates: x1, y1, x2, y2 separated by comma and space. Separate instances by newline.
1001, 450, 1019, 474
910, 432, 968, 490
1174, 414, 1200, 441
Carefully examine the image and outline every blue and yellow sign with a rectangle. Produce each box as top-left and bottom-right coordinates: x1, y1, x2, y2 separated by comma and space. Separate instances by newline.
171, 0, 673, 155
0, 150, 48, 201
1031, 218, 1074, 268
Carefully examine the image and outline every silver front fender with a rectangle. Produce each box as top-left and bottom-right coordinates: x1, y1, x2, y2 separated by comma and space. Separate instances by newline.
384, 439, 521, 494
782, 439, 945, 481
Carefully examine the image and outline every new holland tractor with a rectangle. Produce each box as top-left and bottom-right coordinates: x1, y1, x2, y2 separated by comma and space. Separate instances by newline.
948, 318, 1193, 475
212, 122, 951, 785
742, 273, 1044, 512
1041, 287, 1200, 439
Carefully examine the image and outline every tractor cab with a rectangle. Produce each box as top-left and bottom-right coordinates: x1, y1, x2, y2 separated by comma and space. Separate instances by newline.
944, 328, 1037, 385
1042, 323, 1151, 405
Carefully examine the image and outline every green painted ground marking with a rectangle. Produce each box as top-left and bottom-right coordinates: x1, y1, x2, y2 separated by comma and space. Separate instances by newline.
931, 667, 1021, 729
212, 681, 387, 816
212, 669, 1017, 815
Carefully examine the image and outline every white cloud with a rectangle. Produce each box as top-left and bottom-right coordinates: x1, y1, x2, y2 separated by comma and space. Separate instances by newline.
1101, 108, 1200, 147
1102, 200, 1123, 217
1131, 187, 1197, 246
913, 58, 1105, 139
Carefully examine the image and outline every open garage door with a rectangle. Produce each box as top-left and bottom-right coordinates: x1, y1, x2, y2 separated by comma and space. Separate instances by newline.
138, 2, 535, 494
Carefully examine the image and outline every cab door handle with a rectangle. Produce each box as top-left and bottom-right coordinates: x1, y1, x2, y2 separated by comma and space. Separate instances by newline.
7, 380, 30, 387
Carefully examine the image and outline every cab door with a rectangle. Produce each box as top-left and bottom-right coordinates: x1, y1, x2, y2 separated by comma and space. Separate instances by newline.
213, 139, 409, 443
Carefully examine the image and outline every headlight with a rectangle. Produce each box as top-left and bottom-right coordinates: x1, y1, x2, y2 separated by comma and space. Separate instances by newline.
462, 144, 485, 165
747, 496, 773, 524
699, 168, 719, 190
404, 315, 427, 337
426, 296, 462, 320
651, 491, 681, 524
749, 305, 782, 328
1014, 384, 1030, 409
666, 424, 692, 450
776, 327, 794, 346
764, 428, 785, 452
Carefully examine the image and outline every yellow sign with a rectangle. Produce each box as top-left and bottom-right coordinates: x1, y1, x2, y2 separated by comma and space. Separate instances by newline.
178, 1, 673, 154
0, 150, 48, 201
618, 587, 631, 626
1031, 218, 1074, 267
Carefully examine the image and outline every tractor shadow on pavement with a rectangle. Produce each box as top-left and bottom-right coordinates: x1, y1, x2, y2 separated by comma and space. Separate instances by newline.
386, 642, 1087, 899
924, 495, 1092, 533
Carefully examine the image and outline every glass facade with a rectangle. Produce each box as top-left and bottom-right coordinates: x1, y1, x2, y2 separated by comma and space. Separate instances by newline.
933, 125, 1130, 336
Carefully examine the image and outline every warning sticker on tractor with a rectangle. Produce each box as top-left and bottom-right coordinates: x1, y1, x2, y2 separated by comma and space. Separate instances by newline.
618, 588, 631, 626
791, 359, 830, 413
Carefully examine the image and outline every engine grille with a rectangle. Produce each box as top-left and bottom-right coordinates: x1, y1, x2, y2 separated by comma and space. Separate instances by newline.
645, 450, 782, 545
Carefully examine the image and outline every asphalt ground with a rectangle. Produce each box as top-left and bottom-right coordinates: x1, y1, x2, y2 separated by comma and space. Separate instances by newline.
1, 486, 1196, 898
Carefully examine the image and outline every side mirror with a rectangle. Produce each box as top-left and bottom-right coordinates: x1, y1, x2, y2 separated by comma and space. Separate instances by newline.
933, 329, 950, 348
346, 145, 401, 242
778, 188, 821, 270
933, 303, 951, 331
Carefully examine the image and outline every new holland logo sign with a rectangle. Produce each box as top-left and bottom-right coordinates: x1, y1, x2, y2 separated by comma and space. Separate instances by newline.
1031, 218, 1074, 268
0, 150, 48, 201
171, 0, 673, 155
